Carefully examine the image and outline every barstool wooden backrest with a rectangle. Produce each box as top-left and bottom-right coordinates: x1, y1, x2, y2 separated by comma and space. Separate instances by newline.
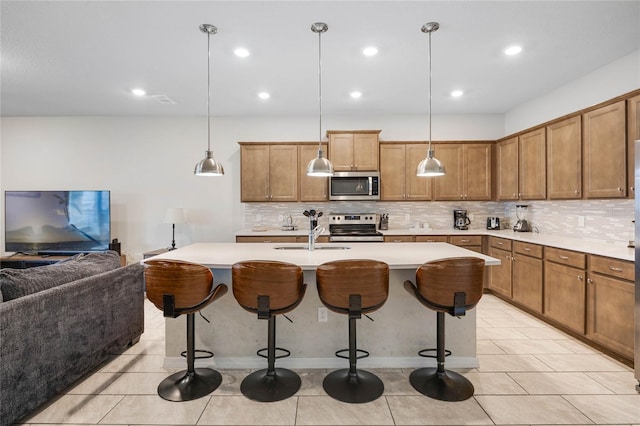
316, 259, 389, 314
232, 260, 305, 315
415, 257, 485, 314
145, 259, 224, 316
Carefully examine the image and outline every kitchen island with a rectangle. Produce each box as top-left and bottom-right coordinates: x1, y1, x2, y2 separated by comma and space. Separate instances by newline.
145, 242, 499, 370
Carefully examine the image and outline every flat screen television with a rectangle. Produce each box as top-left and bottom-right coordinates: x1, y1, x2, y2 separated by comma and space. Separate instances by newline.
4, 190, 111, 255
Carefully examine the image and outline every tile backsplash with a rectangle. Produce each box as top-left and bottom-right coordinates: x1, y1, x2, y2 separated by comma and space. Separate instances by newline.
244, 199, 633, 246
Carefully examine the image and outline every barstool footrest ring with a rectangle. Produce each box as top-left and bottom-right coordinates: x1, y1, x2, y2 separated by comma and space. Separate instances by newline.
335, 348, 369, 360
257, 346, 291, 360
180, 349, 214, 360
418, 347, 451, 359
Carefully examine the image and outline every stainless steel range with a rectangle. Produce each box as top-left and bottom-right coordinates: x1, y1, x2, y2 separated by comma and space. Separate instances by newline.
328, 213, 384, 242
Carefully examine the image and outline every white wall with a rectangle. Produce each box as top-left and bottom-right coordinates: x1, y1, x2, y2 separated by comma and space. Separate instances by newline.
505, 49, 640, 134
0, 113, 502, 261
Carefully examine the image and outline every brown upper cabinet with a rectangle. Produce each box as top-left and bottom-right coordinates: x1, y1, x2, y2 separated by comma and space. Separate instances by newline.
627, 94, 640, 199
299, 143, 329, 202
379, 143, 433, 201
547, 115, 582, 199
433, 143, 492, 201
496, 129, 546, 201
583, 100, 626, 198
240, 143, 298, 202
327, 130, 380, 171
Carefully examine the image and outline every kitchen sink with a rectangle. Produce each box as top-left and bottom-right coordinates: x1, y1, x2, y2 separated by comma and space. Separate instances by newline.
274, 245, 350, 250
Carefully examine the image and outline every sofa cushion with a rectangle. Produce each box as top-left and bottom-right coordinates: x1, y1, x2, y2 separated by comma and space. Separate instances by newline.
0, 251, 121, 301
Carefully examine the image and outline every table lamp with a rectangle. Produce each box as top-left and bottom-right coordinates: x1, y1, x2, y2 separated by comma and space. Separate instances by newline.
164, 208, 186, 250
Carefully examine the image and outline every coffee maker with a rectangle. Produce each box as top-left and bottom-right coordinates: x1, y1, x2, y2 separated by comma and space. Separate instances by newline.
453, 209, 471, 230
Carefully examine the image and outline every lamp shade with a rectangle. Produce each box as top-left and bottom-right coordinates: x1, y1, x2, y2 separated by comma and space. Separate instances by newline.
194, 150, 224, 176
306, 148, 334, 176
416, 151, 446, 177
164, 208, 186, 224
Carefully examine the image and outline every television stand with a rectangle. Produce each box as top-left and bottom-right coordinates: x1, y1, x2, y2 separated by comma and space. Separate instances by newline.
0, 253, 72, 269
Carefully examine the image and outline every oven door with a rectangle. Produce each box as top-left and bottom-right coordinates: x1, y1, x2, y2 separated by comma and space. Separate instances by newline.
329, 172, 380, 201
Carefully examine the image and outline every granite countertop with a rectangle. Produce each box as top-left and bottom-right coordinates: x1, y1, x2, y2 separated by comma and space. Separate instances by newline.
235, 228, 634, 262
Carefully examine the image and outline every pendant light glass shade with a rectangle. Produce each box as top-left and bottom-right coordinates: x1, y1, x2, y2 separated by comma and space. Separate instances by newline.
417, 22, 445, 177
306, 22, 334, 177
194, 24, 224, 177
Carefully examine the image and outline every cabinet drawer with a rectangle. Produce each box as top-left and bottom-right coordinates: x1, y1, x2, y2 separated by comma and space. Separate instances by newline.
489, 237, 512, 250
449, 235, 482, 246
589, 255, 634, 281
545, 247, 586, 269
513, 241, 543, 258
415, 235, 448, 243
384, 235, 414, 243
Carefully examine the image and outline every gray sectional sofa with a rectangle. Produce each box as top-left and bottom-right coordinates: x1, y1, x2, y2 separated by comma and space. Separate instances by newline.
0, 251, 144, 426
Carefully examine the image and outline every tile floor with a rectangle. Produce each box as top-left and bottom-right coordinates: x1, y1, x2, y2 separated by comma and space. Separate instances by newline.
19, 294, 640, 425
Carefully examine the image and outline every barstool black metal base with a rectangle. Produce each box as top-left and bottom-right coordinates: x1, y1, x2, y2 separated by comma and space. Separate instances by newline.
240, 368, 301, 402
409, 367, 474, 401
323, 369, 384, 403
158, 368, 223, 401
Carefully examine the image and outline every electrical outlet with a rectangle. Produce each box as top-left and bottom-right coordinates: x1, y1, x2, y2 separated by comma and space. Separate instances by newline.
256, 213, 262, 222
318, 306, 328, 322
469, 213, 475, 221
278, 214, 284, 222
578, 215, 585, 227
405, 213, 411, 222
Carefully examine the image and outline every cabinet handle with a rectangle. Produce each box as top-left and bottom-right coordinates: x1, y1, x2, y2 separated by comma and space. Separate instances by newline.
577, 275, 584, 281
496, 241, 503, 245
587, 278, 593, 284
609, 266, 624, 272
460, 239, 470, 243
523, 247, 531, 251
559, 255, 569, 260
617, 187, 623, 192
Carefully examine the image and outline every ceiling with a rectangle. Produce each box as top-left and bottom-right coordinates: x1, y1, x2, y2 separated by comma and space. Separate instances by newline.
1, 1, 639, 117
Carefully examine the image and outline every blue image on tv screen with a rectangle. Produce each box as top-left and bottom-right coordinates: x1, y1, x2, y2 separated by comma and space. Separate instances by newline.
5, 190, 111, 254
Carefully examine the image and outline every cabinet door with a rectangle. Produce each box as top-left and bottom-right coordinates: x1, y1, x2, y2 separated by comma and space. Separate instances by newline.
406, 144, 432, 200
627, 94, 640, 199
519, 128, 546, 200
583, 100, 626, 198
464, 143, 492, 200
299, 144, 328, 202
379, 144, 406, 200
240, 145, 270, 202
587, 273, 634, 359
496, 137, 519, 200
544, 261, 586, 334
512, 254, 543, 313
547, 116, 581, 199
269, 145, 298, 202
433, 144, 464, 201
353, 133, 379, 170
328, 133, 355, 171
488, 246, 512, 298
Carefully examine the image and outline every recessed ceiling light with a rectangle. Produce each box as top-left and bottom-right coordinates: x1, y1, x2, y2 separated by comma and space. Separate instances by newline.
131, 88, 146, 96
350, 91, 362, 99
362, 46, 378, 56
451, 90, 464, 97
504, 45, 522, 56
234, 47, 250, 58
258, 92, 270, 100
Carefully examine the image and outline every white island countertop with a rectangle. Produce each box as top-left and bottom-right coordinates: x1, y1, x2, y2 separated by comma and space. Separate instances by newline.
144, 241, 500, 269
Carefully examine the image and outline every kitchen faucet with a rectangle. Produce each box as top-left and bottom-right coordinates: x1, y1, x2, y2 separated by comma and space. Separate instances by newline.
308, 225, 324, 251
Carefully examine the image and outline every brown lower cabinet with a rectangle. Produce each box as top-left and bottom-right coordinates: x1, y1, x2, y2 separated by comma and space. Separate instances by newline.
544, 260, 586, 334
488, 238, 513, 297
511, 241, 543, 313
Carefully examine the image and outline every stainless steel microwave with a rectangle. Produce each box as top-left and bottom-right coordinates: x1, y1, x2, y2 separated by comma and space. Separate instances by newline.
329, 171, 380, 201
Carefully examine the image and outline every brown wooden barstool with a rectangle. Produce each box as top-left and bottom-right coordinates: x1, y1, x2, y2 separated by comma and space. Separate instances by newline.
403, 257, 485, 401
144, 259, 228, 401
232, 260, 307, 402
316, 259, 389, 403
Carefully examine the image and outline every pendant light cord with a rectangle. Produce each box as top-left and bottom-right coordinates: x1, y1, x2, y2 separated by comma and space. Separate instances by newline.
427, 29, 432, 152
318, 28, 323, 148
207, 30, 212, 152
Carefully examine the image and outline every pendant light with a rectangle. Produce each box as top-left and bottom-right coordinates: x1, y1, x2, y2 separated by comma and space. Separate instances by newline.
416, 22, 446, 177
306, 22, 334, 177
194, 24, 224, 176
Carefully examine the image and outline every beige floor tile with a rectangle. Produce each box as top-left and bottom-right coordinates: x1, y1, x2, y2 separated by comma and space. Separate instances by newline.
101, 372, 177, 394
483, 316, 547, 328
534, 353, 630, 372
475, 395, 592, 424
386, 395, 493, 425
476, 318, 493, 327
477, 339, 507, 354
509, 372, 614, 394
297, 370, 329, 395
214, 369, 251, 395
377, 371, 421, 395
296, 395, 394, 425
198, 395, 297, 425
563, 394, 640, 424
555, 339, 600, 354
586, 371, 639, 394
100, 354, 173, 373
516, 326, 572, 340
100, 394, 209, 424
66, 372, 122, 394
23, 394, 124, 424
141, 327, 166, 341
463, 372, 527, 395
119, 339, 165, 355
477, 354, 554, 372
476, 327, 529, 340
493, 339, 574, 354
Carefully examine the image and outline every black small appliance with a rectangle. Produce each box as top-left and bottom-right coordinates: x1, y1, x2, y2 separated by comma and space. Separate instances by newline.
453, 209, 470, 230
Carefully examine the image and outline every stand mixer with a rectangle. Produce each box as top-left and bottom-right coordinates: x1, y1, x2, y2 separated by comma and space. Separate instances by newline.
513, 204, 531, 232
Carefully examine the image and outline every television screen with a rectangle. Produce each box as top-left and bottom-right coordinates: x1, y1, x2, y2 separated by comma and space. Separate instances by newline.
5, 190, 111, 254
